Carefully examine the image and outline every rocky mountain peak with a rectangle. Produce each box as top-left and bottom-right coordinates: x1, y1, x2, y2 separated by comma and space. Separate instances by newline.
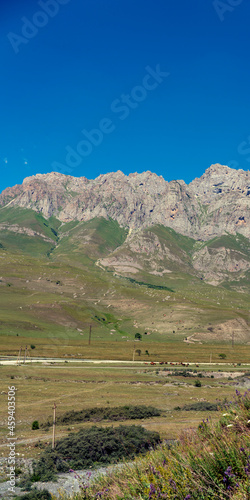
0, 164, 249, 241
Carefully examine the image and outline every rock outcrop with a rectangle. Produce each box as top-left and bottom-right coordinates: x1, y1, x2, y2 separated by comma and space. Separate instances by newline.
0, 164, 249, 241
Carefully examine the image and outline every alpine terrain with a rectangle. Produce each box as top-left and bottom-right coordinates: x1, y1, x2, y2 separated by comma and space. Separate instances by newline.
0, 163, 249, 356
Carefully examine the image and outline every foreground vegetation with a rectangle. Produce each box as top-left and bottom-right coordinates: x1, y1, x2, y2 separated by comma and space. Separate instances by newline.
29, 425, 160, 482
13, 390, 250, 499
67, 390, 250, 499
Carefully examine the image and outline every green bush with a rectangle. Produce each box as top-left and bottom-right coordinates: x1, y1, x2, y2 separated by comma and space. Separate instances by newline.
30, 345, 36, 350
31, 451, 59, 482
125, 276, 174, 292
33, 425, 160, 478
194, 379, 202, 387
32, 421, 39, 430
41, 405, 161, 428
175, 401, 218, 411
219, 353, 227, 359
135, 333, 142, 340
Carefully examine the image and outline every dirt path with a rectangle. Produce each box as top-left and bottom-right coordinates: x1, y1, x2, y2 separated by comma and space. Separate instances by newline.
1, 356, 250, 367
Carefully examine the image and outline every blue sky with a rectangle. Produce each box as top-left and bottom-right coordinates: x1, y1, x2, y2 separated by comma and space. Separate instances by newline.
1, 0, 250, 191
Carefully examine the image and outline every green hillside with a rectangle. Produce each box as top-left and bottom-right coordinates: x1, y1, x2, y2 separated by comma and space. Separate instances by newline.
0, 210, 249, 357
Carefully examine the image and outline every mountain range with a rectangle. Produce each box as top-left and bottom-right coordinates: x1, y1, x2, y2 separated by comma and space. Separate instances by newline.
0, 164, 249, 350
1, 163, 249, 241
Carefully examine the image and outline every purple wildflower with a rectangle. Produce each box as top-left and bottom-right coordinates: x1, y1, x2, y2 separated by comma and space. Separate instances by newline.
169, 478, 177, 490
149, 483, 156, 498
244, 464, 250, 475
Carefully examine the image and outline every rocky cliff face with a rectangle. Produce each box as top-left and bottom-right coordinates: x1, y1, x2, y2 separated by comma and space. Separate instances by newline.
0, 164, 249, 241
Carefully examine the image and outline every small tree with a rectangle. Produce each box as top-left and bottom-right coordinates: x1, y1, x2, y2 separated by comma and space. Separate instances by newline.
32, 420, 39, 430
135, 333, 142, 341
219, 353, 227, 359
194, 380, 201, 387
135, 349, 141, 356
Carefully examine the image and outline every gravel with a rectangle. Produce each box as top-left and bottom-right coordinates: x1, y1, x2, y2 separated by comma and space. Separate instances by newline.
0, 464, 122, 498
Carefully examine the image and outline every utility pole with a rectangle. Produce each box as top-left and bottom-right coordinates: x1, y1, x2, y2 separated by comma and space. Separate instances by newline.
133, 343, 135, 362
52, 403, 57, 450
88, 324, 92, 345
232, 331, 234, 348
17, 346, 22, 366
24, 345, 27, 364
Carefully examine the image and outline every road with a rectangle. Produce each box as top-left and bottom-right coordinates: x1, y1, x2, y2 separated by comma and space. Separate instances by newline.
1, 356, 249, 366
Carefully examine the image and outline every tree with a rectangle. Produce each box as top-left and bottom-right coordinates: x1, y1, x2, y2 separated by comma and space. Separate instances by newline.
219, 353, 227, 359
135, 349, 141, 356
135, 333, 142, 340
194, 380, 201, 387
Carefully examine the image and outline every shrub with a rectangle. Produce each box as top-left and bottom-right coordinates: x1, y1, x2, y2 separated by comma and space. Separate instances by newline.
31, 451, 58, 482
41, 405, 161, 428
135, 333, 142, 340
30, 345, 36, 350
32, 421, 39, 430
194, 380, 201, 387
170, 370, 195, 378
219, 353, 227, 359
175, 401, 218, 412
33, 425, 161, 477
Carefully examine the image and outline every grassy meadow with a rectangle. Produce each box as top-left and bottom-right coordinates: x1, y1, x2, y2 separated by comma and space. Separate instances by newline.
0, 361, 248, 469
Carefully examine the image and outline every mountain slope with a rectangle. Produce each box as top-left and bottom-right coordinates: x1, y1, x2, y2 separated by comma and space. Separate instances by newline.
0, 166, 249, 354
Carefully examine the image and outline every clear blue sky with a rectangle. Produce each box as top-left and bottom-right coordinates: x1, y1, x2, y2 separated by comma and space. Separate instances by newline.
1, 0, 250, 192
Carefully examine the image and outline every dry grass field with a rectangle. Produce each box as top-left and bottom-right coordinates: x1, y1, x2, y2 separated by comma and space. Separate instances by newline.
1, 335, 250, 363
0, 360, 249, 474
